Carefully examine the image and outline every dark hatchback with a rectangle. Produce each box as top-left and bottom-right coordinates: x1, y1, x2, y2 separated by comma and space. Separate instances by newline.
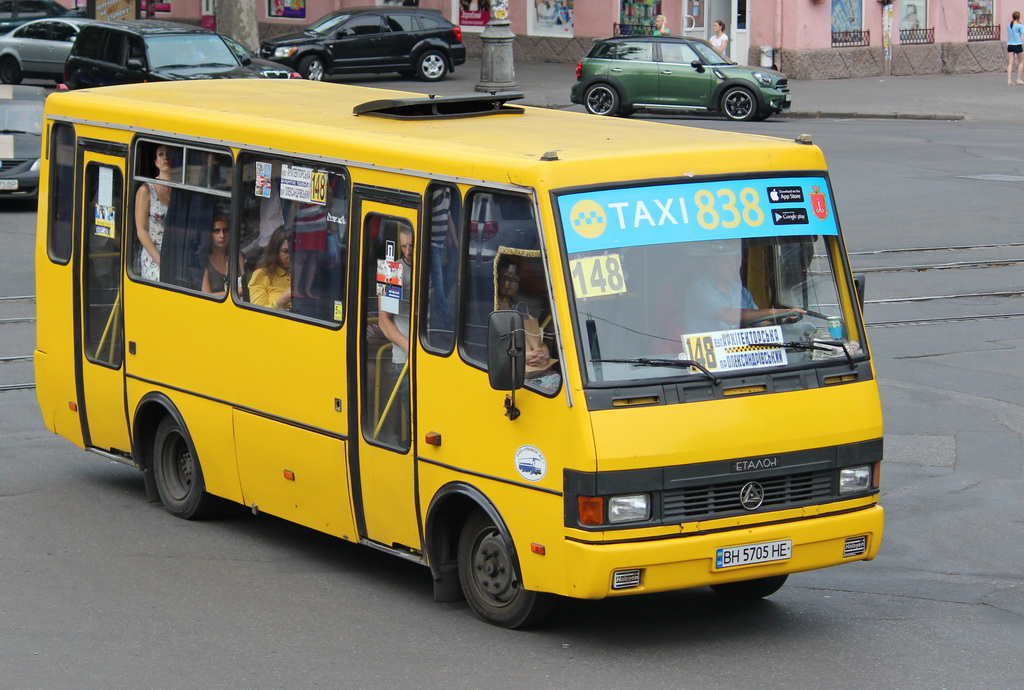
571, 36, 791, 122
64, 20, 289, 90
0, 84, 45, 199
260, 6, 466, 82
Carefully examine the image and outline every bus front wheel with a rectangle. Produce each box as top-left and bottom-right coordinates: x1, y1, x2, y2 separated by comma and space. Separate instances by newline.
710, 574, 788, 601
152, 416, 219, 520
457, 510, 553, 628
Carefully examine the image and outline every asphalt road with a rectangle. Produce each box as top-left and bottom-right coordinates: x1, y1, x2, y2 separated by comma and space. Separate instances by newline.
1, 112, 1022, 688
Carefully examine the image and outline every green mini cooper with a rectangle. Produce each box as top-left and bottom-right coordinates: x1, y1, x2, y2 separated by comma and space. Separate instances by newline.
570, 36, 791, 122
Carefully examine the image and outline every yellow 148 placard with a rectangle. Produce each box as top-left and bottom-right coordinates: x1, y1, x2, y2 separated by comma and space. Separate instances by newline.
569, 253, 627, 298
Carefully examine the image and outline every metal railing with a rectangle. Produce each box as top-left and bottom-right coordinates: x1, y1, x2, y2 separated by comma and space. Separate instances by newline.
832, 30, 870, 48
967, 24, 1000, 41
899, 27, 934, 45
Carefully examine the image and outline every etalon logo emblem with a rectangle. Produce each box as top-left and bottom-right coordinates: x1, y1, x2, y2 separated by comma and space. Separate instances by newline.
739, 481, 765, 510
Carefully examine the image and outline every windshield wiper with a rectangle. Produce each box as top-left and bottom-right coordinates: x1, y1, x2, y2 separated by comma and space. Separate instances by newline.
740, 341, 855, 368
0, 128, 37, 135
592, 358, 721, 385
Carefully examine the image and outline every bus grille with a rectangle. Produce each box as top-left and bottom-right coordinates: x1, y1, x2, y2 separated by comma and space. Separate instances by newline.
663, 470, 832, 521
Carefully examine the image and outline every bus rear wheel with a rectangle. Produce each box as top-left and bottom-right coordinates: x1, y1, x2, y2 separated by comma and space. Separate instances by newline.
457, 510, 553, 628
710, 574, 788, 601
152, 416, 219, 520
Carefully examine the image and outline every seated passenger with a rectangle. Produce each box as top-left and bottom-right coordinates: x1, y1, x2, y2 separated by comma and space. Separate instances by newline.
201, 212, 243, 298
247, 226, 292, 310
494, 253, 559, 391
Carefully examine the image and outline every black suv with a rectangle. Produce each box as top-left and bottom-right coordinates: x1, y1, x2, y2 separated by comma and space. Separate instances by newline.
64, 20, 290, 90
260, 6, 466, 82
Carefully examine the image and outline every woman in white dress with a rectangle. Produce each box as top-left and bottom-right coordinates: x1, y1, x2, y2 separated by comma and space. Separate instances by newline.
710, 20, 729, 57
134, 145, 173, 281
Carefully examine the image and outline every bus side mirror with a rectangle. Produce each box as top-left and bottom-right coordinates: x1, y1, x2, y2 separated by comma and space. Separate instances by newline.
487, 310, 525, 392
853, 273, 866, 312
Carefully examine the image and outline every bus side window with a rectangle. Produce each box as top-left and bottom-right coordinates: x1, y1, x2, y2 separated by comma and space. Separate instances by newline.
460, 191, 560, 394
422, 183, 460, 353
132, 141, 183, 283
47, 123, 75, 263
237, 154, 349, 322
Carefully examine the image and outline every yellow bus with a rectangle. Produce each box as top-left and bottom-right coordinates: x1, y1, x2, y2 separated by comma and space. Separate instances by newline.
35, 80, 883, 628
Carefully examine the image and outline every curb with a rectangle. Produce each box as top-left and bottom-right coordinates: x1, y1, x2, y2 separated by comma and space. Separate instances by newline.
783, 111, 966, 121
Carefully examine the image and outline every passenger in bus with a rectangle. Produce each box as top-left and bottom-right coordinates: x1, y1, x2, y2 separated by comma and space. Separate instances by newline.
201, 212, 243, 298
686, 240, 804, 331
494, 255, 560, 392
134, 145, 173, 281
379, 226, 413, 368
247, 226, 292, 310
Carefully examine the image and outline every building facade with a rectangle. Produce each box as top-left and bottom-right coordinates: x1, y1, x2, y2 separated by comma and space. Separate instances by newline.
70, 1, 1008, 79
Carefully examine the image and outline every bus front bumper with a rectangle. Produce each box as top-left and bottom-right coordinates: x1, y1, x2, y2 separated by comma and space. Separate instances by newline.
562, 505, 883, 599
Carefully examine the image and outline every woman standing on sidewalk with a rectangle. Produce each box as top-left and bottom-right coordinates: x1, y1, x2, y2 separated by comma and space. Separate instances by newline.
1008, 11, 1024, 85
710, 20, 729, 58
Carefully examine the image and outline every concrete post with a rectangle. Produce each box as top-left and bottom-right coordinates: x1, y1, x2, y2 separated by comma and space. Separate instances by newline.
475, 11, 518, 93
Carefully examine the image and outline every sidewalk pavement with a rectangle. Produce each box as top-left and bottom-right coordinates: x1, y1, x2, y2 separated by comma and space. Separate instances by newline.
350, 57, 1014, 122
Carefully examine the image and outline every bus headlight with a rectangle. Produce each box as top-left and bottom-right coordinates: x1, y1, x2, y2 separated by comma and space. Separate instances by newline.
607, 494, 651, 524
839, 465, 872, 494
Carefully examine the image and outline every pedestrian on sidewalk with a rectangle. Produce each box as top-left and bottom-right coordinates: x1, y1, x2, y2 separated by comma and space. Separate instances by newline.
653, 15, 670, 37
1008, 11, 1024, 85
710, 20, 729, 57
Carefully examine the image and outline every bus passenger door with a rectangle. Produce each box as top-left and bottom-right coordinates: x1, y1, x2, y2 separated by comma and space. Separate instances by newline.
74, 146, 131, 456
352, 193, 422, 554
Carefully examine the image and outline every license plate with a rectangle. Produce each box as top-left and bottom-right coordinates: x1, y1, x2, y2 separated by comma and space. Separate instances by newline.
715, 539, 792, 569
784, 94, 792, 102
0, 180, 18, 190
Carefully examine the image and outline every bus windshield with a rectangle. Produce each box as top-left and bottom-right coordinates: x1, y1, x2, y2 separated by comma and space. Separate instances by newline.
557, 176, 862, 385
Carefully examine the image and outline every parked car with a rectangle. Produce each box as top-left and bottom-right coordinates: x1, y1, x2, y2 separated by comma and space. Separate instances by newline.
260, 6, 466, 82
570, 36, 791, 122
0, 0, 82, 35
0, 16, 91, 84
221, 35, 299, 79
63, 20, 284, 90
0, 84, 45, 199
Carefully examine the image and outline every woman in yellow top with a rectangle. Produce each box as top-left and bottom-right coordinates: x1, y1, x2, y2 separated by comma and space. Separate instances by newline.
248, 226, 292, 310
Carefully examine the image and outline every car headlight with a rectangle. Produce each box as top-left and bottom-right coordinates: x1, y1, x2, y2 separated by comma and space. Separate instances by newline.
839, 465, 872, 494
751, 71, 773, 87
30, 158, 40, 171
607, 494, 651, 524
273, 47, 297, 59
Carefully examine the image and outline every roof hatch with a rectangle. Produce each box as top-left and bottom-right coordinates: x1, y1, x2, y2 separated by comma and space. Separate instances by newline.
353, 92, 525, 120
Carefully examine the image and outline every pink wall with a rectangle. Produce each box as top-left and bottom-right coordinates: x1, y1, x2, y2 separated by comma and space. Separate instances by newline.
750, 1, 984, 50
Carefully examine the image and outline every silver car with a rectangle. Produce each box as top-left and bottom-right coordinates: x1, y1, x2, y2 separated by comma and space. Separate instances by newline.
0, 16, 91, 84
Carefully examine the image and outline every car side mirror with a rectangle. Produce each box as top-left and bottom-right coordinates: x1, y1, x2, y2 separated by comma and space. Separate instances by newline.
853, 273, 866, 312
690, 60, 705, 73
487, 310, 525, 391
126, 57, 145, 71
240, 55, 252, 66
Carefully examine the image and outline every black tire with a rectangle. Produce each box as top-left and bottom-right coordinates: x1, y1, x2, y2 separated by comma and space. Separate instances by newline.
583, 83, 621, 116
152, 416, 219, 520
0, 56, 22, 85
710, 574, 788, 601
298, 54, 326, 81
457, 510, 553, 628
415, 50, 448, 81
720, 86, 758, 121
